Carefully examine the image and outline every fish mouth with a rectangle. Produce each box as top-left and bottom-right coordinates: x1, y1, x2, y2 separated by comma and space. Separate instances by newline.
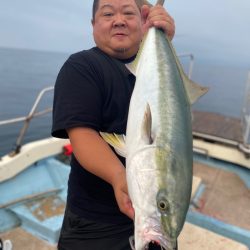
148, 241, 169, 250
129, 235, 176, 250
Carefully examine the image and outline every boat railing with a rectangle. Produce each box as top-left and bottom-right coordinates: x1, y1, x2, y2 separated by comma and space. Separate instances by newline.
0, 54, 195, 156
241, 70, 250, 150
1, 56, 249, 159
0, 86, 54, 154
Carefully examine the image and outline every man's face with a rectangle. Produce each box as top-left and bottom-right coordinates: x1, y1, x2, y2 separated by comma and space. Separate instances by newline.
92, 0, 143, 59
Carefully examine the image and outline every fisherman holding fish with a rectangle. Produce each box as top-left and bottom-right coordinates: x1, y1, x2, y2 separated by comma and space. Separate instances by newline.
52, 0, 176, 249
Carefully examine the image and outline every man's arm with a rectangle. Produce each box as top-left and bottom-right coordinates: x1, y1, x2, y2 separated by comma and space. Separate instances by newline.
67, 127, 135, 220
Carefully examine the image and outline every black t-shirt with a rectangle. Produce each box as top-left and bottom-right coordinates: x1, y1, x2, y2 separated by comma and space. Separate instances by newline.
52, 47, 135, 224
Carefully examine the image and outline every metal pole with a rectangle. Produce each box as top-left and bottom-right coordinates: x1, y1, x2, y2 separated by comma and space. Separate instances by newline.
242, 71, 250, 146
14, 86, 54, 153
178, 53, 194, 79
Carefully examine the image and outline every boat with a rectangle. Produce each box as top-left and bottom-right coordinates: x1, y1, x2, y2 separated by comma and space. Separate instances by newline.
0, 57, 249, 250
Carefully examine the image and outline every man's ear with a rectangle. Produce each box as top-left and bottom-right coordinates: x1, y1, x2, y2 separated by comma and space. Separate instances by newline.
141, 5, 150, 24
141, 5, 150, 34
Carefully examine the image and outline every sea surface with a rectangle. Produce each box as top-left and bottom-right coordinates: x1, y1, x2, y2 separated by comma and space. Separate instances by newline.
0, 47, 249, 156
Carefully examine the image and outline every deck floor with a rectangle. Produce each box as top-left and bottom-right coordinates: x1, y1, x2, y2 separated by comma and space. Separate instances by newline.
0, 227, 57, 250
193, 161, 250, 231
0, 143, 250, 250
1, 160, 249, 249
192, 111, 243, 143
1, 224, 248, 250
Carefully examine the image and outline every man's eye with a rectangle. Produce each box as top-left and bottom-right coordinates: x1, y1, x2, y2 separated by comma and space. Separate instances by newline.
103, 12, 113, 17
124, 11, 134, 15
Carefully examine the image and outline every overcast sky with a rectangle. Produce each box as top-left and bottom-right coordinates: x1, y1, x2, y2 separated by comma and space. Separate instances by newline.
0, 0, 250, 66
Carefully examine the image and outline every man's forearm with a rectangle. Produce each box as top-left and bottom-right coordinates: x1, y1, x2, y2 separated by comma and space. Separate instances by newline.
67, 127, 134, 219
67, 127, 125, 187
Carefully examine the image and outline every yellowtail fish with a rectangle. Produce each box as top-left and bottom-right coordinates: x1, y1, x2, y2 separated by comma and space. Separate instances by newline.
101, 0, 208, 249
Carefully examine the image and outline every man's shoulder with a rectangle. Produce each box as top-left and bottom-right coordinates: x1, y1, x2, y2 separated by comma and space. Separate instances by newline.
63, 47, 129, 78
59, 48, 104, 74
68, 47, 109, 64
67, 47, 126, 77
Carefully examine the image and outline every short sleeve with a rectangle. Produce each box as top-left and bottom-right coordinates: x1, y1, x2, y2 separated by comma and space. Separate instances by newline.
52, 55, 104, 138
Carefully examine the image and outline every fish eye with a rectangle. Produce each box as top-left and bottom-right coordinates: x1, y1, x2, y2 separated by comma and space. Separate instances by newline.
157, 189, 169, 213
157, 199, 169, 212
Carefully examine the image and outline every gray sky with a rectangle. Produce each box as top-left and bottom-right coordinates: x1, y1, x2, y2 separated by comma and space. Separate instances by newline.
0, 0, 250, 66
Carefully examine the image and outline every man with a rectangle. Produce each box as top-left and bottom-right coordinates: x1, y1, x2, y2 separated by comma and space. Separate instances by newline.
52, 0, 175, 249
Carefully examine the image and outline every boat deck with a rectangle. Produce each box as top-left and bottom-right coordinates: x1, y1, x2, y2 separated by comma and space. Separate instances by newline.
0, 227, 56, 250
1, 222, 248, 250
192, 160, 250, 231
0, 111, 249, 249
192, 111, 250, 169
1, 159, 249, 250
192, 110, 243, 143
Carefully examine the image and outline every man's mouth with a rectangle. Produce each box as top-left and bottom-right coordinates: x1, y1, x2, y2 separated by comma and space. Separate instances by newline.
113, 33, 127, 37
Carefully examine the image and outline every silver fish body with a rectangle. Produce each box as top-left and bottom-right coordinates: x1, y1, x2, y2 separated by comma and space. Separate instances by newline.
100, 3, 208, 248
125, 27, 197, 250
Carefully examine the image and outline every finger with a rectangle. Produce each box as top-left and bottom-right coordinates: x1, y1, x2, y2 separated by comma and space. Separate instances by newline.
121, 190, 135, 219
146, 5, 168, 21
147, 6, 175, 40
141, 5, 171, 33
124, 199, 135, 220
118, 194, 135, 220
113, 179, 135, 220
153, 19, 175, 40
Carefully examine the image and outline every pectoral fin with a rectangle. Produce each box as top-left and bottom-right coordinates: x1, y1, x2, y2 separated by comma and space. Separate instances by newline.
126, 62, 137, 76
100, 132, 126, 157
141, 103, 153, 145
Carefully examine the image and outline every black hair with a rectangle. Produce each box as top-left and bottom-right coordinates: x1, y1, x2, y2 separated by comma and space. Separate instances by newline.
92, 0, 99, 20
92, 0, 141, 20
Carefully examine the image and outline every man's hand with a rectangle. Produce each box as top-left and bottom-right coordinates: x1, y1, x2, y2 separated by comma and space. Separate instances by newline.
67, 127, 135, 220
112, 170, 135, 220
141, 4, 175, 40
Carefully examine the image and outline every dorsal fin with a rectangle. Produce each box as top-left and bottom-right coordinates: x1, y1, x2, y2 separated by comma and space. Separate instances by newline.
133, 0, 208, 104
165, 36, 209, 104
182, 75, 209, 104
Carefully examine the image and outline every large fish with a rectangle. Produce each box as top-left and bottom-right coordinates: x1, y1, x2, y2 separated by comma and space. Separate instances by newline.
101, 0, 208, 249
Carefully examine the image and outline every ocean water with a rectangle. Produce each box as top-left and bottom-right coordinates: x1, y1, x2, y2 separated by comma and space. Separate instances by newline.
0, 47, 69, 156
0, 47, 249, 157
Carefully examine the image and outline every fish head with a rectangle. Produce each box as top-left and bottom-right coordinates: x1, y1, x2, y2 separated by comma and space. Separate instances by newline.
132, 189, 178, 250
127, 145, 192, 250
127, 146, 187, 250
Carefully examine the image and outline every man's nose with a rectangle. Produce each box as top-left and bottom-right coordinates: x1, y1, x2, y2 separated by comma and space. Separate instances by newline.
113, 14, 126, 27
